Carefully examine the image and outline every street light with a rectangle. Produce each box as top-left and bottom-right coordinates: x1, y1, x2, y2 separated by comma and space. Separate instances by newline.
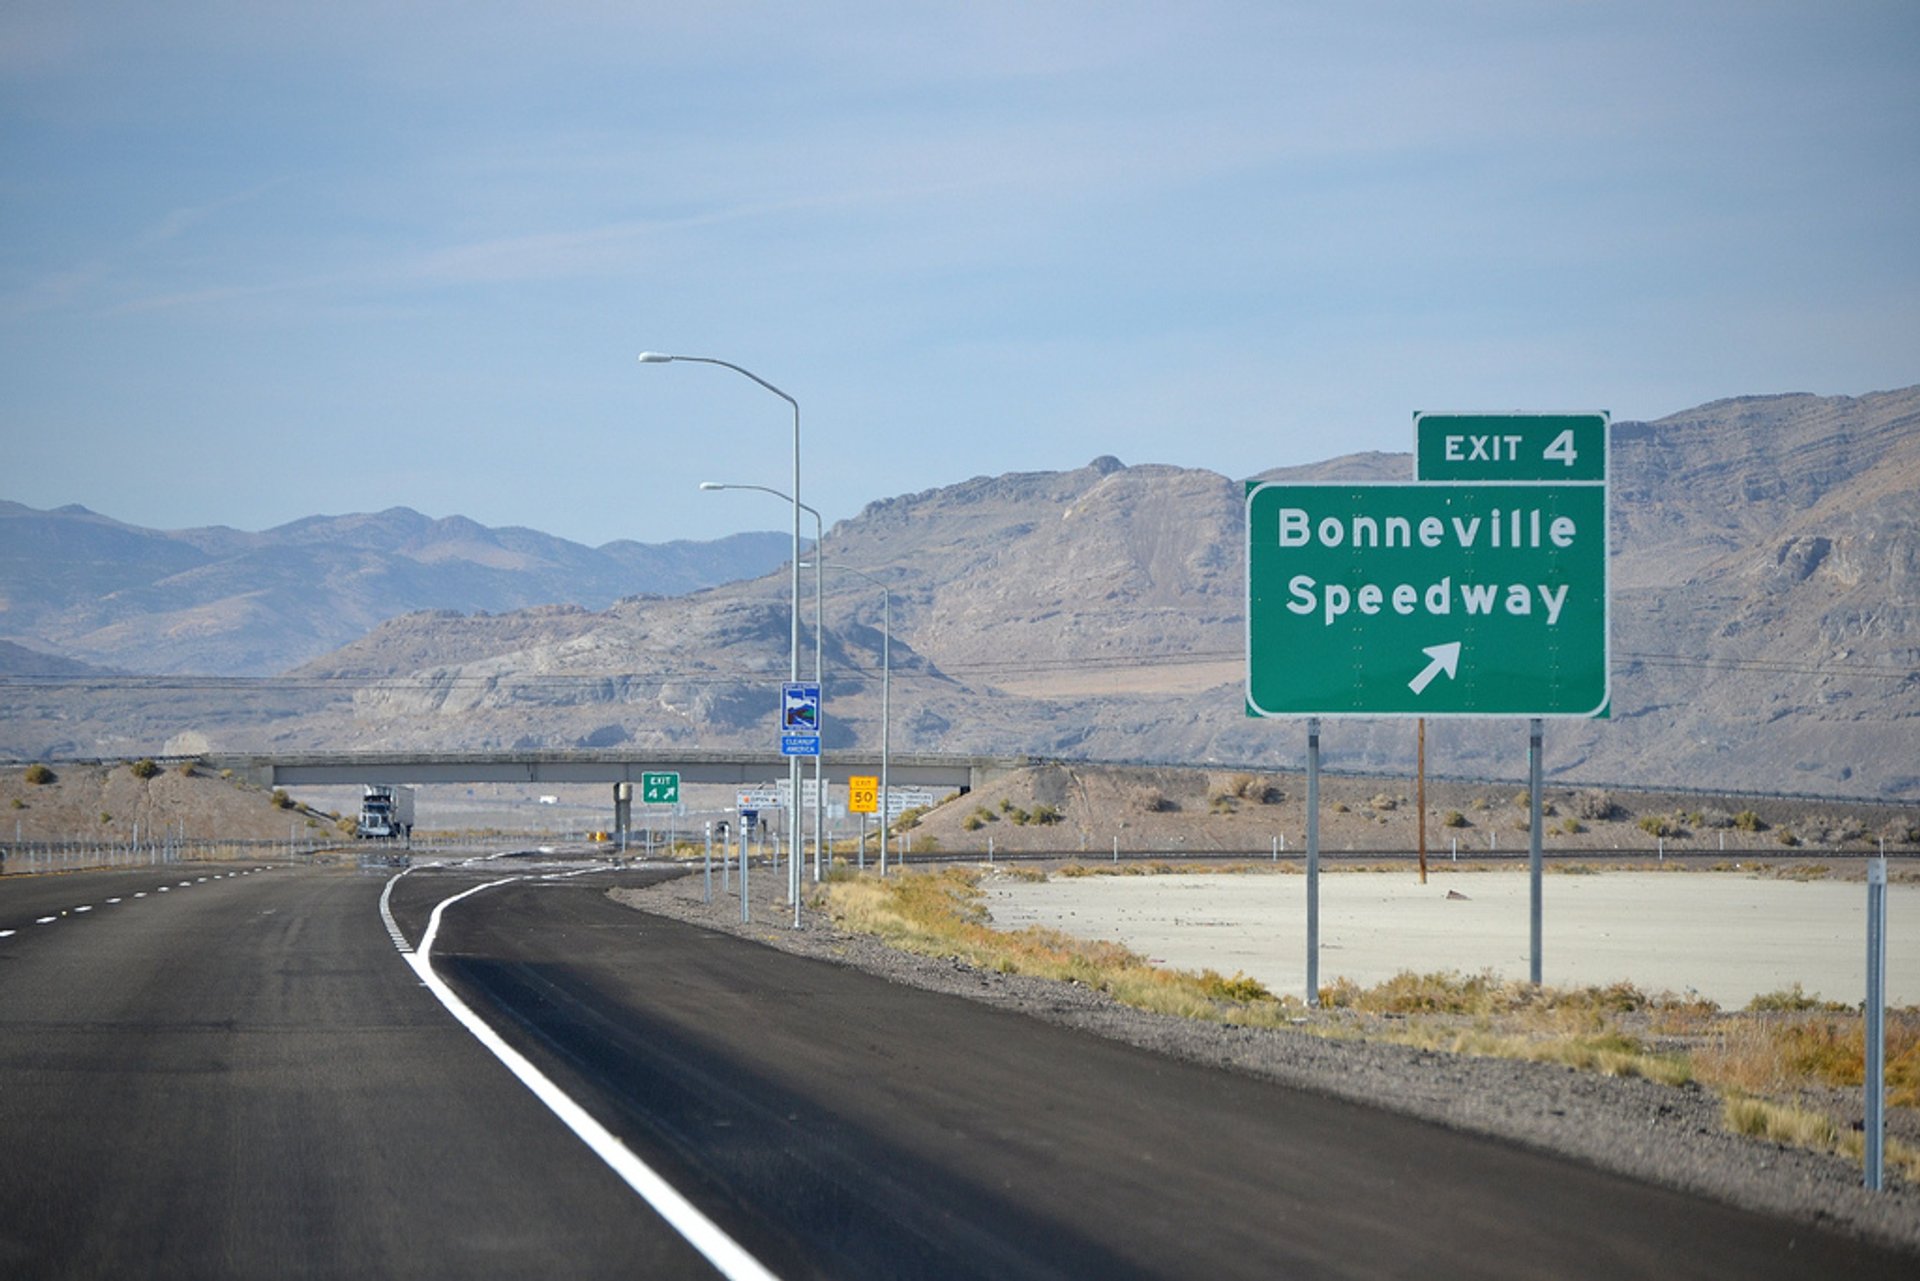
808, 561, 891, 876
702, 481, 826, 889
639, 352, 804, 926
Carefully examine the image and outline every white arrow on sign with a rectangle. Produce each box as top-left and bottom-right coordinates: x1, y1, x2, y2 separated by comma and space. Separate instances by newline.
1408, 642, 1462, 695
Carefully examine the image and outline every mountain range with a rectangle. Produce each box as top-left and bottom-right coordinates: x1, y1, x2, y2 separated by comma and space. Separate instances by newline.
0, 503, 793, 674
3, 386, 1916, 800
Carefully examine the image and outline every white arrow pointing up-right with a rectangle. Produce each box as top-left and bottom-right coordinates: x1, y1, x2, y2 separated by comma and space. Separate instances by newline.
1409, 642, 1462, 695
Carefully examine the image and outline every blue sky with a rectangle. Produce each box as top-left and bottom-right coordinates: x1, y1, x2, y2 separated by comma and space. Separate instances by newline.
4, 2, 1916, 549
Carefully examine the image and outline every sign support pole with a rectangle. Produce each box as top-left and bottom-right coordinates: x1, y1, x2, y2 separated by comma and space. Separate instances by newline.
1306, 717, 1321, 1007
740, 811, 750, 925
1417, 718, 1428, 885
1866, 856, 1888, 1190
791, 760, 803, 929
1528, 718, 1544, 985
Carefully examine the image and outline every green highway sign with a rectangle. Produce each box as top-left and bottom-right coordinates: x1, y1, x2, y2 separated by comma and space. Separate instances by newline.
1245, 482, 1608, 717
641, 771, 680, 805
1415, 412, 1607, 482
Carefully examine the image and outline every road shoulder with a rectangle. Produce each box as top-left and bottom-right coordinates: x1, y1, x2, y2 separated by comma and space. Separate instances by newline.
614, 866, 1920, 1255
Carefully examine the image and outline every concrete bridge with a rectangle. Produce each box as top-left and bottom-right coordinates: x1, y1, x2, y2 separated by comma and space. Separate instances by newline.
204, 749, 1028, 793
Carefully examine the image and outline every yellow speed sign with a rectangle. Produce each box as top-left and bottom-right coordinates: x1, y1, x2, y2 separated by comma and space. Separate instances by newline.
848, 776, 879, 814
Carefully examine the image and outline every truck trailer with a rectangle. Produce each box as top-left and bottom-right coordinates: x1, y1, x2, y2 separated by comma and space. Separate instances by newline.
356, 785, 416, 840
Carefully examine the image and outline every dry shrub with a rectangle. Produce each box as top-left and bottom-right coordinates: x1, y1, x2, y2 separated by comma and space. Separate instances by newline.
1134, 786, 1175, 813
1573, 790, 1619, 821
1210, 773, 1283, 804
1322, 969, 1521, 1016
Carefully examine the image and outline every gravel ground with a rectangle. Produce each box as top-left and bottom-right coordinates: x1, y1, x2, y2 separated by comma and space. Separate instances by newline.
613, 863, 1920, 1256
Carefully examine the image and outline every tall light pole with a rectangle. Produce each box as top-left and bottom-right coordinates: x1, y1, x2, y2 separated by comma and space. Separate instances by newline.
702, 482, 825, 887
639, 352, 804, 925
810, 561, 891, 876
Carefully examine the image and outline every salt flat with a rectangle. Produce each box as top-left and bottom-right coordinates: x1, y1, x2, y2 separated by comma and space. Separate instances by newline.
983, 870, 1919, 1007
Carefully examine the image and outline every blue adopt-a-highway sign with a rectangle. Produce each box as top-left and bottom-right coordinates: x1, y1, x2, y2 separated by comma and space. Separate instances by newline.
781, 682, 821, 756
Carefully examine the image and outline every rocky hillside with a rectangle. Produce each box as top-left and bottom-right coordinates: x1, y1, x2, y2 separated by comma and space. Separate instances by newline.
0, 503, 795, 675
0, 759, 347, 844
2, 387, 1915, 800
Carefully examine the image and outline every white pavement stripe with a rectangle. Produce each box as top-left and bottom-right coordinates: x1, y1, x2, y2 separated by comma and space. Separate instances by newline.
0, 930, 13, 938
406, 879, 781, 1281
377, 870, 413, 954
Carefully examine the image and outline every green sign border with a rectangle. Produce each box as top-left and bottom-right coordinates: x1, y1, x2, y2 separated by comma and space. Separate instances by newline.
641, 770, 680, 805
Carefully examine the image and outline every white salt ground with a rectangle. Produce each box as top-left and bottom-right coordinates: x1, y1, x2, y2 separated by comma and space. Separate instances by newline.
982, 870, 1920, 1008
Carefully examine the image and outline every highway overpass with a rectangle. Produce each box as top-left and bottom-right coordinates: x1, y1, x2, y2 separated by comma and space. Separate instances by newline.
203, 749, 1027, 792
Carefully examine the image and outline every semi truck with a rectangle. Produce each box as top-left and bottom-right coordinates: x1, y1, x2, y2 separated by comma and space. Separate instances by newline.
356, 784, 416, 840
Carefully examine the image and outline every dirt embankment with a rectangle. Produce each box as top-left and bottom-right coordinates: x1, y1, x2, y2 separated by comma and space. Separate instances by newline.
1, 762, 345, 844
905, 763, 1920, 858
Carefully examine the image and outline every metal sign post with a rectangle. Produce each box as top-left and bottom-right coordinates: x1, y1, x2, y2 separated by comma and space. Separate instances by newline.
1529, 718, 1544, 986
1866, 856, 1888, 1190
780, 682, 820, 929
1306, 717, 1321, 1007
1417, 717, 1427, 885
739, 807, 750, 925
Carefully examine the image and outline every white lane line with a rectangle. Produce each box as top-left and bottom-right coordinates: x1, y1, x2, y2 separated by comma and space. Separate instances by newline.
157, 887, 169, 893
0, 930, 14, 938
378, 868, 413, 954
74, 905, 92, 913
35, 916, 58, 925
107, 897, 122, 904
135, 892, 148, 898
404, 878, 780, 1281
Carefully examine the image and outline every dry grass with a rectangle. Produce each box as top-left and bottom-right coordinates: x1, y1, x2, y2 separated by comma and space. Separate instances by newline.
1693, 1009, 1920, 1107
821, 868, 1301, 1027
1315, 969, 1696, 1086
1724, 1096, 1920, 1183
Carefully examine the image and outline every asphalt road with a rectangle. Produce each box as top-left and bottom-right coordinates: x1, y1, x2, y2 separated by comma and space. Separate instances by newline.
0, 860, 719, 1279
2, 855, 1913, 1279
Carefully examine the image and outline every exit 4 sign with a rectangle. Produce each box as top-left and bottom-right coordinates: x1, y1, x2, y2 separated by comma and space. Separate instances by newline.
1247, 412, 1609, 719
641, 771, 680, 805
1414, 412, 1606, 482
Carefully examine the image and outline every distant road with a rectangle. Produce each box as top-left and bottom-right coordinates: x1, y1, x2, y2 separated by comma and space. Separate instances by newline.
1, 858, 1911, 1278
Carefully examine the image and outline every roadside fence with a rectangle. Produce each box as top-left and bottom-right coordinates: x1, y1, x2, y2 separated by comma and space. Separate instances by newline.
0, 834, 334, 874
